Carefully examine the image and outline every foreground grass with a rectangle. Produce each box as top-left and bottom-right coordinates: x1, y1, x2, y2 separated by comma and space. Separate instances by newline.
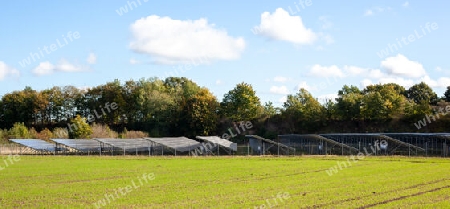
0, 156, 449, 208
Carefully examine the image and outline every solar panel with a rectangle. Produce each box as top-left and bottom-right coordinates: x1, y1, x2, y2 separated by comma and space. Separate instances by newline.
9, 139, 56, 152
196, 136, 237, 151
95, 138, 153, 151
145, 137, 201, 152
52, 139, 101, 152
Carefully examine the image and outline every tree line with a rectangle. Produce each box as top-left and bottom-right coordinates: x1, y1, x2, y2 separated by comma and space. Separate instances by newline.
0, 77, 449, 139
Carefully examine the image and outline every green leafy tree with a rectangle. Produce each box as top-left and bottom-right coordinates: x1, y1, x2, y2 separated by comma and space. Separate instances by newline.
361, 92, 385, 120
220, 82, 262, 122
362, 84, 408, 120
406, 82, 438, 105
335, 85, 363, 120
282, 88, 324, 132
163, 77, 202, 136
444, 86, 450, 102
262, 102, 278, 118
323, 99, 336, 120
1, 87, 40, 127
68, 115, 92, 139
404, 100, 432, 122
184, 88, 219, 136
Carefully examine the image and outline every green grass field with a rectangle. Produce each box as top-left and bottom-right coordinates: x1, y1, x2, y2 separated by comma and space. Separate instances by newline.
0, 156, 449, 208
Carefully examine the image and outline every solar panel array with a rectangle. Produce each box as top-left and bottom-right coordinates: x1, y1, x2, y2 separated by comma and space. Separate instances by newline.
145, 137, 201, 152
95, 138, 153, 151
9, 139, 57, 152
52, 139, 101, 152
196, 136, 237, 151
246, 135, 296, 151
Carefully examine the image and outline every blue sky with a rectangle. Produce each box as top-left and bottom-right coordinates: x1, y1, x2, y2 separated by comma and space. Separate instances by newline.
1, 0, 449, 106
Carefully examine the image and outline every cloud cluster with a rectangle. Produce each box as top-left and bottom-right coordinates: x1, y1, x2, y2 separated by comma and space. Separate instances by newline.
32, 60, 86, 76
306, 54, 449, 89
309, 65, 345, 78
253, 8, 317, 45
270, 86, 290, 95
0, 61, 20, 80
380, 54, 426, 78
129, 15, 245, 65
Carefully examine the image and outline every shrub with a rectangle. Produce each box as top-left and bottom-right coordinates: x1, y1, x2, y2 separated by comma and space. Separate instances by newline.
53, 127, 69, 139
0, 129, 9, 144
8, 122, 31, 139
37, 128, 54, 140
29, 127, 38, 139
90, 123, 118, 138
120, 129, 149, 138
68, 115, 93, 139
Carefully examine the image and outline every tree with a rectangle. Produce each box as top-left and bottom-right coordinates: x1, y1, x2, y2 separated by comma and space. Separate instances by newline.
335, 85, 363, 120
184, 88, 219, 136
362, 84, 408, 120
68, 115, 92, 139
444, 86, 450, 102
163, 77, 202, 136
0, 87, 40, 127
323, 99, 336, 120
282, 88, 324, 132
361, 92, 386, 120
262, 102, 278, 118
139, 78, 176, 136
83, 80, 124, 125
220, 82, 262, 122
364, 83, 406, 96
406, 82, 438, 105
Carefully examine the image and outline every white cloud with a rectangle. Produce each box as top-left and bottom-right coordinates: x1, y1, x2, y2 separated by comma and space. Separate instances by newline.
378, 77, 415, 87
359, 76, 415, 89
32, 60, 86, 76
320, 33, 334, 44
309, 64, 345, 78
368, 69, 386, 79
364, 6, 392, 16
381, 54, 426, 78
130, 58, 140, 65
344, 65, 368, 76
435, 67, 450, 76
0, 61, 20, 80
216, 80, 223, 85
77, 86, 90, 92
278, 96, 288, 103
360, 79, 373, 88
87, 53, 97, 64
420, 76, 450, 88
402, 1, 409, 7
274, 76, 289, 82
318, 16, 332, 29
270, 86, 290, 95
294, 81, 312, 92
253, 8, 317, 45
129, 15, 245, 65
57, 59, 83, 72
32, 62, 55, 76
364, 10, 374, 16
